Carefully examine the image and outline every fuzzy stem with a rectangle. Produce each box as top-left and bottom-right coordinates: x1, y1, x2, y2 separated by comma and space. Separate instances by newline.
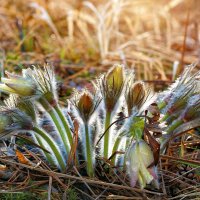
111, 135, 123, 165
35, 135, 55, 166
160, 113, 169, 122
160, 119, 183, 153
39, 98, 71, 154
104, 111, 111, 159
85, 123, 94, 177
123, 137, 131, 170
54, 104, 73, 146
33, 126, 66, 172
158, 101, 167, 110
166, 119, 183, 134
48, 109, 71, 154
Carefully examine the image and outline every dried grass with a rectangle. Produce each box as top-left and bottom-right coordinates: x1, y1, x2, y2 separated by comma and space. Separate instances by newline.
0, 0, 199, 81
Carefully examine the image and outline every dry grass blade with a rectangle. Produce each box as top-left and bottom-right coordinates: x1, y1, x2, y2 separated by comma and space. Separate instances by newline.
160, 155, 200, 166
106, 195, 143, 200
48, 176, 52, 200
1, 0, 199, 81
73, 166, 95, 197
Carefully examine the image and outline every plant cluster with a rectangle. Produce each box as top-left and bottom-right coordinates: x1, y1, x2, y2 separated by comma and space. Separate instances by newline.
0, 64, 199, 189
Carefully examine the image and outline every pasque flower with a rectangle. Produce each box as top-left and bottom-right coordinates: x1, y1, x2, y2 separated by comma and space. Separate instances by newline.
97, 64, 125, 159
78, 93, 93, 119
165, 94, 200, 134
100, 64, 124, 111
4, 94, 37, 122
23, 65, 73, 154
157, 64, 199, 112
0, 65, 58, 104
0, 108, 34, 136
126, 139, 158, 189
74, 91, 101, 122
72, 90, 101, 177
23, 65, 58, 105
0, 72, 37, 96
0, 62, 199, 187
0, 65, 73, 156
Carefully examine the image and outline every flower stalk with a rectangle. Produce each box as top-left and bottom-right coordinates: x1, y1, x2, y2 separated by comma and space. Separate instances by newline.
103, 111, 112, 159
54, 104, 73, 145
34, 135, 55, 166
72, 91, 99, 177
165, 119, 183, 134
111, 133, 123, 165
99, 65, 124, 159
40, 98, 71, 154
84, 123, 94, 177
33, 126, 66, 171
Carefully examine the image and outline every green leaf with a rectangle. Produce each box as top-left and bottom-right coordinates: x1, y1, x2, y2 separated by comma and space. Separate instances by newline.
129, 117, 145, 139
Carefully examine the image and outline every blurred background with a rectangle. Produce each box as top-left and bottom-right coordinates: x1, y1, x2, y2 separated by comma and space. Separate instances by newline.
0, 0, 199, 95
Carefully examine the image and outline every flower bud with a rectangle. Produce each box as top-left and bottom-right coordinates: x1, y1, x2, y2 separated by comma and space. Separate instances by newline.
17, 101, 37, 123
0, 84, 16, 94
126, 139, 158, 188
102, 65, 124, 111
22, 65, 58, 105
106, 65, 123, 92
78, 92, 93, 121
0, 75, 36, 96
126, 82, 146, 115
4, 94, 36, 122
74, 91, 101, 122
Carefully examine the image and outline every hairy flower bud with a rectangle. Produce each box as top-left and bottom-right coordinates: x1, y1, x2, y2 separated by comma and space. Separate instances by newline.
101, 64, 124, 111
74, 91, 101, 122
78, 93, 93, 121
0, 84, 16, 94
126, 82, 146, 115
106, 65, 123, 92
0, 73, 36, 96
22, 65, 58, 105
4, 94, 37, 123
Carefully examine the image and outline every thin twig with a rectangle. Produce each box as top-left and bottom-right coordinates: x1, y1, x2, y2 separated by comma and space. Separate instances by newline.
48, 176, 52, 200
159, 160, 167, 196
160, 155, 200, 166
73, 166, 95, 196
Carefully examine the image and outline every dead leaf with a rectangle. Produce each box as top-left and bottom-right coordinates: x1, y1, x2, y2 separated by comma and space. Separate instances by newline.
0, 164, 7, 171
144, 128, 160, 166
16, 149, 31, 165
